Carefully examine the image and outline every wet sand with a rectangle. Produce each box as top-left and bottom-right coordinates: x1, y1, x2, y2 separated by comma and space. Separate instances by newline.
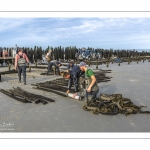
0, 61, 150, 132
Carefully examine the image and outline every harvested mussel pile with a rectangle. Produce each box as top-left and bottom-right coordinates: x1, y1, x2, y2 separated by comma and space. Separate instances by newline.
83, 94, 150, 116
27, 65, 48, 69
0, 69, 18, 75
32, 78, 73, 97
0, 87, 55, 105
40, 72, 54, 75
0, 70, 18, 82
94, 69, 112, 82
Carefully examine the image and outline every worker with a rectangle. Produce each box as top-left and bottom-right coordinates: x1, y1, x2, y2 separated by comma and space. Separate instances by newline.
63, 65, 84, 97
46, 49, 53, 73
15, 48, 29, 85
67, 60, 75, 72
75, 50, 79, 62
47, 60, 62, 75
79, 61, 99, 103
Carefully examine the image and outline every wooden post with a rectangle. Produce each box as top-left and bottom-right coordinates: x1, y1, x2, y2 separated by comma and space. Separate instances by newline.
8, 63, 11, 71
29, 65, 31, 72
0, 74, 1, 82
96, 60, 98, 69
53, 67, 56, 75
88, 59, 90, 66
106, 62, 109, 67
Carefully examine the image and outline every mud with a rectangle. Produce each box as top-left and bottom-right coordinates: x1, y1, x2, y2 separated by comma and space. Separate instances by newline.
0, 61, 150, 132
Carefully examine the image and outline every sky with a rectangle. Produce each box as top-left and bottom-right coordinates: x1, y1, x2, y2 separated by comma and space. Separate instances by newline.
0, 17, 150, 50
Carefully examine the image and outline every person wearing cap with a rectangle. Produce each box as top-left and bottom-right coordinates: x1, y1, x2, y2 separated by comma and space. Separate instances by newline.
67, 60, 75, 72
46, 49, 53, 73
15, 48, 29, 85
63, 65, 84, 97
79, 61, 99, 103
75, 50, 79, 62
46, 60, 62, 75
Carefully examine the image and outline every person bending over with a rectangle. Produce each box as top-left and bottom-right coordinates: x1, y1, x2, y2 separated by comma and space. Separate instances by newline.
47, 60, 62, 75
63, 65, 84, 97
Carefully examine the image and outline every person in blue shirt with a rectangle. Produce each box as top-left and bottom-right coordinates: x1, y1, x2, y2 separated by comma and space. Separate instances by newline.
46, 60, 62, 75
67, 61, 75, 72
63, 65, 84, 96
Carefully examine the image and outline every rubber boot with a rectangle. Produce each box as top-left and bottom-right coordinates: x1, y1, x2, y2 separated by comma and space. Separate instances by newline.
19, 76, 21, 83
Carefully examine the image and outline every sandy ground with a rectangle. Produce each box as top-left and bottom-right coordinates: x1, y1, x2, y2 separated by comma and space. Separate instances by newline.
0, 60, 150, 132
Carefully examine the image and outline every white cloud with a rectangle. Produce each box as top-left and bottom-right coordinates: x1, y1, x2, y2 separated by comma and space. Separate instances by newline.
0, 18, 34, 32
0, 18, 150, 49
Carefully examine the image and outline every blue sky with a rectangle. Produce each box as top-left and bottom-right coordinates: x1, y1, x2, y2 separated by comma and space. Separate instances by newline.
0, 18, 150, 50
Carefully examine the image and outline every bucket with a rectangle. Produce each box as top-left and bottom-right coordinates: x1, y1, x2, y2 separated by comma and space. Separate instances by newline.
67, 93, 81, 100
